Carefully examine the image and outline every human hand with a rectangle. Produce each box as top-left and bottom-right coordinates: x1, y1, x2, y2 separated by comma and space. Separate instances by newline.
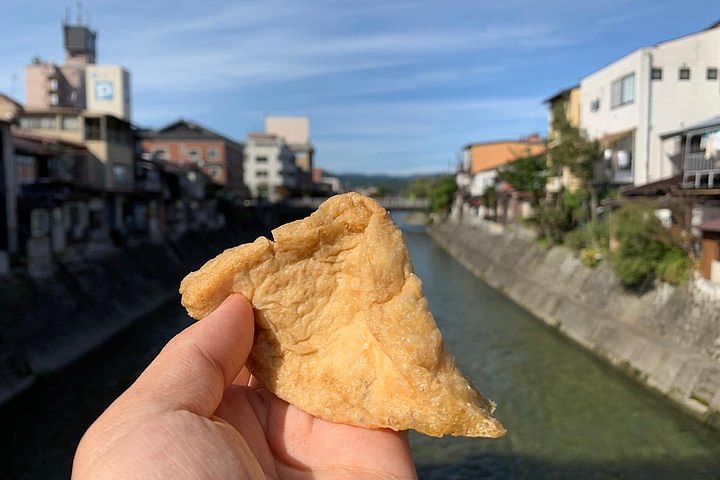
72, 294, 418, 479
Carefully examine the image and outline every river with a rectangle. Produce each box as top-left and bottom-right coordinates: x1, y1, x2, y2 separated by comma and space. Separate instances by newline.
2, 214, 720, 479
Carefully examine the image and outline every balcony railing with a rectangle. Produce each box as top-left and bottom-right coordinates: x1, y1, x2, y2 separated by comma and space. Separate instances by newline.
683, 152, 720, 188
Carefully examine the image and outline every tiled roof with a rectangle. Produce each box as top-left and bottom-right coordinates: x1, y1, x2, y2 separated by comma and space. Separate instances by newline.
142, 119, 243, 148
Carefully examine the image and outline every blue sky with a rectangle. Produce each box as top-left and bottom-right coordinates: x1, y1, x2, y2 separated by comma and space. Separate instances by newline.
0, 0, 713, 174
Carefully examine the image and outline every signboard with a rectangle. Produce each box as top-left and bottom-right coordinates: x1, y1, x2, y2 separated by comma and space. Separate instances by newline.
95, 81, 114, 101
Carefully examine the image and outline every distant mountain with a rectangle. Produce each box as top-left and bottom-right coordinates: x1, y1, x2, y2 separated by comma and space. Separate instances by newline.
329, 172, 449, 196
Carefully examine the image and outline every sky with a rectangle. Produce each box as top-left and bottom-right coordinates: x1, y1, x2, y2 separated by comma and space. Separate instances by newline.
0, 0, 714, 174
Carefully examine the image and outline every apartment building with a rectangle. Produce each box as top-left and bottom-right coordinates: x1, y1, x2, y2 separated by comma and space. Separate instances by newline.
264, 116, 314, 193
244, 133, 299, 202
581, 21, 720, 186
140, 120, 246, 196
25, 17, 131, 122
86, 65, 131, 121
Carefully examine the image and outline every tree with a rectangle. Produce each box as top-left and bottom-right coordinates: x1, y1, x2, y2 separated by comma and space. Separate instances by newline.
497, 153, 555, 239
611, 202, 688, 287
497, 153, 548, 201
428, 176, 456, 214
483, 184, 498, 221
547, 104, 604, 221
406, 177, 433, 199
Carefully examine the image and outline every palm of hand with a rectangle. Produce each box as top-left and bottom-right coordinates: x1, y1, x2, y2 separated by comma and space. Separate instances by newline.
79, 382, 415, 479
73, 296, 417, 479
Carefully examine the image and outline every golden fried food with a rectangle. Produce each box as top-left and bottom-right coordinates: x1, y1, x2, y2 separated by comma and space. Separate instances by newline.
180, 193, 505, 437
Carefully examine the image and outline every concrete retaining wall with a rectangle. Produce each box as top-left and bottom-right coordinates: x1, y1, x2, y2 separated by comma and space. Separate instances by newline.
428, 220, 720, 428
0, 225, 269, 405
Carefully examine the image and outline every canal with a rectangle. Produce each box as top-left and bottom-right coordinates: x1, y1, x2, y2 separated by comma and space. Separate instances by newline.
2, 215, 720, 479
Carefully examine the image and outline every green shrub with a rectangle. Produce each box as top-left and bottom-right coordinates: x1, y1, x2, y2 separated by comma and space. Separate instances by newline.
610, 202, 688, 287
563, 219, 609, 252
656, 247, 691, 285
428, 176, 456, 213
580, 247, 603, 268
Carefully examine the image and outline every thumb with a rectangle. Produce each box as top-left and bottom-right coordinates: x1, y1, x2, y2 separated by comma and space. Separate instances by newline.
126, 294, 254, 416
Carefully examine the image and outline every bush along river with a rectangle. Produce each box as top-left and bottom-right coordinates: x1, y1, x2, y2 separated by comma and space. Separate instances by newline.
1, 213, 719, 479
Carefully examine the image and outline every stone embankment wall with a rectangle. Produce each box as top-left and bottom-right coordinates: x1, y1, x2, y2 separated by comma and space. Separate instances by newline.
0, 227, 264, 404
428, 220, 720, 428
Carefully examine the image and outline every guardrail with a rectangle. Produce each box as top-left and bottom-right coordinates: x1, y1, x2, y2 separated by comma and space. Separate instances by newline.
684, 152, 720, 188
285, 196, 430, 210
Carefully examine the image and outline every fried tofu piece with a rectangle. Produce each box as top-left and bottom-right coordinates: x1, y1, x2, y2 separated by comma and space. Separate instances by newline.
180, 193, 505, 438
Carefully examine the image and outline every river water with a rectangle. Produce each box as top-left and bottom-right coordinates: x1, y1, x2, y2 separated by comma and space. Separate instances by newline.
2, 215, 720, 479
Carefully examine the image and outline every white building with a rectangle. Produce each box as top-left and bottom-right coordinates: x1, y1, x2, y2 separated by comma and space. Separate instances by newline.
581, 21, 720, 186
244, 133, 299, 202
85, 65, 131, 121
467, 170, 497, 197
264, 116, 314, 193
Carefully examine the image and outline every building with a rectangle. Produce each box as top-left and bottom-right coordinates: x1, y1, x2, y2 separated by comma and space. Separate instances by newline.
24, 18, 95, 110
580, 20, 720, 187
457, 134, 546, 198
0, 94, 23, 122
699, 219, 720, 283
659, 116, 720, 190
140, 120, 245, 197
311, 167, 343, 195
0, 120, 16, 274
264, 116, 314, 193
24, 15, 131, 121
86, 65, 131, 121
16, 108, 133, 192
12, 132, 105, 270
544, 85, 582, 193
244, 133, 299, 202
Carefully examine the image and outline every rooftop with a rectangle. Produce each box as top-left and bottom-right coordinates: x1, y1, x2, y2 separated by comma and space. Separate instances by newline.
699, 218, 720, 233
543, 85, 580, 104
463, 134, 544, 150
12, 130, 87, 155
141, 119, 243, 148
619, 174, 682, 197
660, 116, 720, 139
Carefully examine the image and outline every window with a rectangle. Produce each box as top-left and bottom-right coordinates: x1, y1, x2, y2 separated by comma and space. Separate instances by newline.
206, 165, 223, 179
611, 73, 635, 108
606, 132, 635, 184
19, 116, 57, 129
255, 156, 268, 163
651, 68, 662, 80
85, 118, 102, 140
679, 67, 690, 80
30, 209, 50, 238
256, 170, 268, 178
62, 116, 80, 130
708, 68, 718, 80
184, 147, 201, 161
207, 148, 219, 159
49, 78, 58, 91
590, 99, 600, 112
15, 154, 36, 184
50, 93, 59, 106
112, 164, 132, 188
153, 146, 169, 160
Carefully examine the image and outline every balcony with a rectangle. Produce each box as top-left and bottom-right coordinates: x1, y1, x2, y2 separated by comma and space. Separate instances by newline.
683, 152, 720, 188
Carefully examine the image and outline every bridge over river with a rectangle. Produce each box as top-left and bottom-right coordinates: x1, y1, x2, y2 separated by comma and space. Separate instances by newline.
286, 195, 430, 211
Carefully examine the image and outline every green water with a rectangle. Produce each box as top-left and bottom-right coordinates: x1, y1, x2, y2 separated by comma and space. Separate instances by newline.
398, 218, 720, 479
1, 218, 719, 479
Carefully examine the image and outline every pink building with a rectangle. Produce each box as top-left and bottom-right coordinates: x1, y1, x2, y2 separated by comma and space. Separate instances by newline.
24, 20, 96, 110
